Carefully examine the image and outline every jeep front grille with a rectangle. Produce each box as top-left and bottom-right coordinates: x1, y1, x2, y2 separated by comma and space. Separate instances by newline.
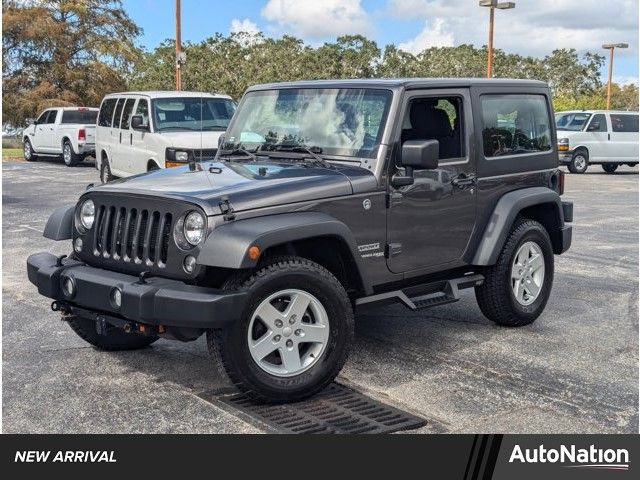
94, 205, 172, 267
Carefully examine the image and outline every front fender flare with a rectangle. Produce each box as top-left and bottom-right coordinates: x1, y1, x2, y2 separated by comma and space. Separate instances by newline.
196, 212, 371, 293
43, 205, 75, 240
472, 187, 564, 266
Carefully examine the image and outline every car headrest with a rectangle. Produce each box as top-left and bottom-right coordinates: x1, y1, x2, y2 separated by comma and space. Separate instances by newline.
410, 102, 453, 137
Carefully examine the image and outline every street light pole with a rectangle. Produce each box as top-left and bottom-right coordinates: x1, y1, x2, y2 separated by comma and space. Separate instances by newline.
602, 43, 628, 110
479, 1, 515, 78
175, 0, 182, 91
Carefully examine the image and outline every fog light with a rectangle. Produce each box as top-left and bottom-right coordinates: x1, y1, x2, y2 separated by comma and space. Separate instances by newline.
110, 287, 122, 309
183, 255, 197, 273
74, 237, 83, 253
61, 276, 75, 298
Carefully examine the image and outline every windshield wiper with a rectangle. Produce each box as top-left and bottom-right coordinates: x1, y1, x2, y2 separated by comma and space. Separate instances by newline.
259, 144, 331, 166
218, 147, 258, 161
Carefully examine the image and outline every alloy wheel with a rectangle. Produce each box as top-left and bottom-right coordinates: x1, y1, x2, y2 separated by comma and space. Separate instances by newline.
511, 241, 545, 306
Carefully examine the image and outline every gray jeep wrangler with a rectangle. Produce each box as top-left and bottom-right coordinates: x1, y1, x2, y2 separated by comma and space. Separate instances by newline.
27, 78, 573, 403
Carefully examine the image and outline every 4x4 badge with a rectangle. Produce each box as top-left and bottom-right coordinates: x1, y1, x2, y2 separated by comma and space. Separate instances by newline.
362, 199, 371, 210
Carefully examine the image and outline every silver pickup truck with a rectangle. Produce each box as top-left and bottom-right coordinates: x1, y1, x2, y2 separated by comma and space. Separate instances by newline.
23, 107, 98, 167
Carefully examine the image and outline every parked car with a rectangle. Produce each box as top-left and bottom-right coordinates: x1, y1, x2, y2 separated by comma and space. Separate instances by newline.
555, 110, 639, 173
95, 91, 236, 183
22, 107, 98, 166
27, 78, 572, 403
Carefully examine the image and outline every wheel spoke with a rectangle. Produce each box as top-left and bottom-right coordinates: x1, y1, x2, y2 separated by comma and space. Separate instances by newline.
525, 278, 541, 298
279, 345, 301, 373
285, 292, 310, 321
300, 323, 328, 344
529, 253, 544, 273
513, 280, 522, 303
250, 332, 277, 361
255, 302, 284, 329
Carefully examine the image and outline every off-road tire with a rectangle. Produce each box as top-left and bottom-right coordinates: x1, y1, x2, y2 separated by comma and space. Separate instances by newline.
207, 256, 354, 403
100, 159, 115, 183
66, 315, 158, 351
567, 149, 588, 174
475, 218, 554, 327
602, 163, 618, 173
63, 140, 82, 167
24, 139, 37, 162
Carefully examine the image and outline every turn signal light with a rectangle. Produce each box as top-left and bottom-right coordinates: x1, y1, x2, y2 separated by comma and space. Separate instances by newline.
557, 144, 569, 152
166, 161, 184, 168
248, 245, 261, 260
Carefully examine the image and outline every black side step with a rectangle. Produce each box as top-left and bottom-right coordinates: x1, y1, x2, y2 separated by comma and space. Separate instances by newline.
355, 274, 484, 312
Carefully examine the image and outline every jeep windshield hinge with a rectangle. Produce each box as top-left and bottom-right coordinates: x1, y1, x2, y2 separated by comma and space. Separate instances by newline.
386, 192, 403, 208
219, 196, 236, 221
385, 243, 402, 258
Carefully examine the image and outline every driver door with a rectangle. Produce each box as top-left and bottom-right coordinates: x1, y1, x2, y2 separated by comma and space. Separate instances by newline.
386, 89, 477, 274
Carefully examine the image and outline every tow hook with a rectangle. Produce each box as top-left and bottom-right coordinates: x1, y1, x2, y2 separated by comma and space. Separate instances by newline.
56, 254, 67, 267
51, 300, 71, 315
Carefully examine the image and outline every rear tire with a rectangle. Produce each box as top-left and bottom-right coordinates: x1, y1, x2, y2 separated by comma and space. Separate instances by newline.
475, 218, 554, 327
63, 140, 82, 167
602, 163, 618, 173
24, 139, 37, 162
207, 256, 354, 403
67, 315, 158, 351
568, 149, 588, 174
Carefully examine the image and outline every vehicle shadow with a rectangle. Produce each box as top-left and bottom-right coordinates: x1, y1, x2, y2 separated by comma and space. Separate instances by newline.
34, 156, 96, 168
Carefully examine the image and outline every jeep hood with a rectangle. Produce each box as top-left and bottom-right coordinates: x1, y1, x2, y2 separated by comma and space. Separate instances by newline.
93, 160, 373, 215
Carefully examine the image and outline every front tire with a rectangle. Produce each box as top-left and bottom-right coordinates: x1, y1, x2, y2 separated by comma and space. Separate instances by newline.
24, 139, 37, 162
602, 163, 618, 173
67, 315, 158, 351
100, 159, 115, 183
568, 150, 588, 174
207, 256, 354, 403
475, 219, 554, 327
63, 140, 82, 167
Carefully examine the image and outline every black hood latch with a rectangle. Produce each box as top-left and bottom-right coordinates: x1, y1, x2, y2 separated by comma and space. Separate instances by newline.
219, 196, 236, 221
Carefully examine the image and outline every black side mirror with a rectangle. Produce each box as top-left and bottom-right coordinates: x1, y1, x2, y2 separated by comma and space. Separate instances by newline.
131, 115, 148, 131
392, 140, 439, 187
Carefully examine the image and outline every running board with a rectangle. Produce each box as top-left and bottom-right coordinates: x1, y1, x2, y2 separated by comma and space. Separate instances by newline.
355, 274, 484, 312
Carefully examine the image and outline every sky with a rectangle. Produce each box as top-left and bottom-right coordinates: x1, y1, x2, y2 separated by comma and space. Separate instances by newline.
123, 0, 639, 85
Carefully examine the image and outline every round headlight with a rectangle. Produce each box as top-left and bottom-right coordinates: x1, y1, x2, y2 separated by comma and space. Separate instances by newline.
184, 211, 206, 246
79, 199, 95, 230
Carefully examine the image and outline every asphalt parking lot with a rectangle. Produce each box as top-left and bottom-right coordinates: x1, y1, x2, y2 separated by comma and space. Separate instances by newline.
2, 157, 638, 433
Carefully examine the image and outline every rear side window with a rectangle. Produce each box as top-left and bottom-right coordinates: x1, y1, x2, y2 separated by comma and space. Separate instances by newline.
112, 99, 125, 129
481, 94, 552, 158
587, 114, 607, 132
62, 110, 98, 124
120, 98, 136, 129
98, 99, 117, 127
610, 114, 639, 133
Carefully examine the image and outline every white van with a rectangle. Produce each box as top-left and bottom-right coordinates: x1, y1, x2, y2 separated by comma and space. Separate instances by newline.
95, 91, 235, 182
555, 110, 639, 173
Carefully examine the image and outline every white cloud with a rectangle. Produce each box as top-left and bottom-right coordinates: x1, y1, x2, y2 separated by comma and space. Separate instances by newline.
261, 0, 371, 38
614, 75, 639, 86
230, 18, 260, 36
398, 18, 454, 54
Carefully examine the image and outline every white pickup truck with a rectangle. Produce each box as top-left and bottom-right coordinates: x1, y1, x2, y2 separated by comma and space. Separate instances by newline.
22, 107, 99, 166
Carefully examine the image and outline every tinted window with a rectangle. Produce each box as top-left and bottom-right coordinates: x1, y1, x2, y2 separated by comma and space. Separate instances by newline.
112, 99, 125, 129
610, 114, 639, 133
555, 112, 591, 131
120, 98, 136, 129
45, 110, 58, 124
135, 99, 150, 126
481, 95, 551, 157
98, 99, 117, 127
587, 114, 607, 132
36, 111, 50, 124
61, 110, 98, 124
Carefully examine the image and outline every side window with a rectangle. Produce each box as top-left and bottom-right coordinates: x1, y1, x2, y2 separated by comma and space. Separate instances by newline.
481, 94, 551, 158
120, 98, 136, 129
36, 110, 50, 124
98, 99, 117, 127
610, 114, 639, 133
587, 114, 607, 132
112, 98, 125, 129
400, 96, 464, 161
45, 110, 58, 124
134, 99, 150, 126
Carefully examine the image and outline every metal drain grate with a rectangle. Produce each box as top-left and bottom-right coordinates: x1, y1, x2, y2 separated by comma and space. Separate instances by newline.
214, 383, 427, 434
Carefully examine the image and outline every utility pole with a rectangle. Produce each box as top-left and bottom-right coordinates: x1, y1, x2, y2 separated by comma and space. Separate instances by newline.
175, 0, 182, 90
479, 1, 515, 78
602, 43, 628, 110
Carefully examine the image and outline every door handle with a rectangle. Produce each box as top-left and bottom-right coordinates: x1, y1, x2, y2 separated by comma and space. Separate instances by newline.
451, 173, 476, 188
119, 131, 122, 143
130, 133, 132, 145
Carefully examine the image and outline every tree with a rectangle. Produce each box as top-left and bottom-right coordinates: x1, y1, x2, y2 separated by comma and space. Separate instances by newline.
2, 0, 141, 124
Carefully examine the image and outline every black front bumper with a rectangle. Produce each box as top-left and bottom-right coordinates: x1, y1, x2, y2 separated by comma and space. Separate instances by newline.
27, 252, 246, 329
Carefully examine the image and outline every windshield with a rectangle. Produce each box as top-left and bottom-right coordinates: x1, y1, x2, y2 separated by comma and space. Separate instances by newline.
221, 88, 393, 159
555, 112, 591, 131
152, 97, 236, 132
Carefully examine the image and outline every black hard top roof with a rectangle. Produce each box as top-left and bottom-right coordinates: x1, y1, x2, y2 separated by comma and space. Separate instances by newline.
247, 78, 548, 91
